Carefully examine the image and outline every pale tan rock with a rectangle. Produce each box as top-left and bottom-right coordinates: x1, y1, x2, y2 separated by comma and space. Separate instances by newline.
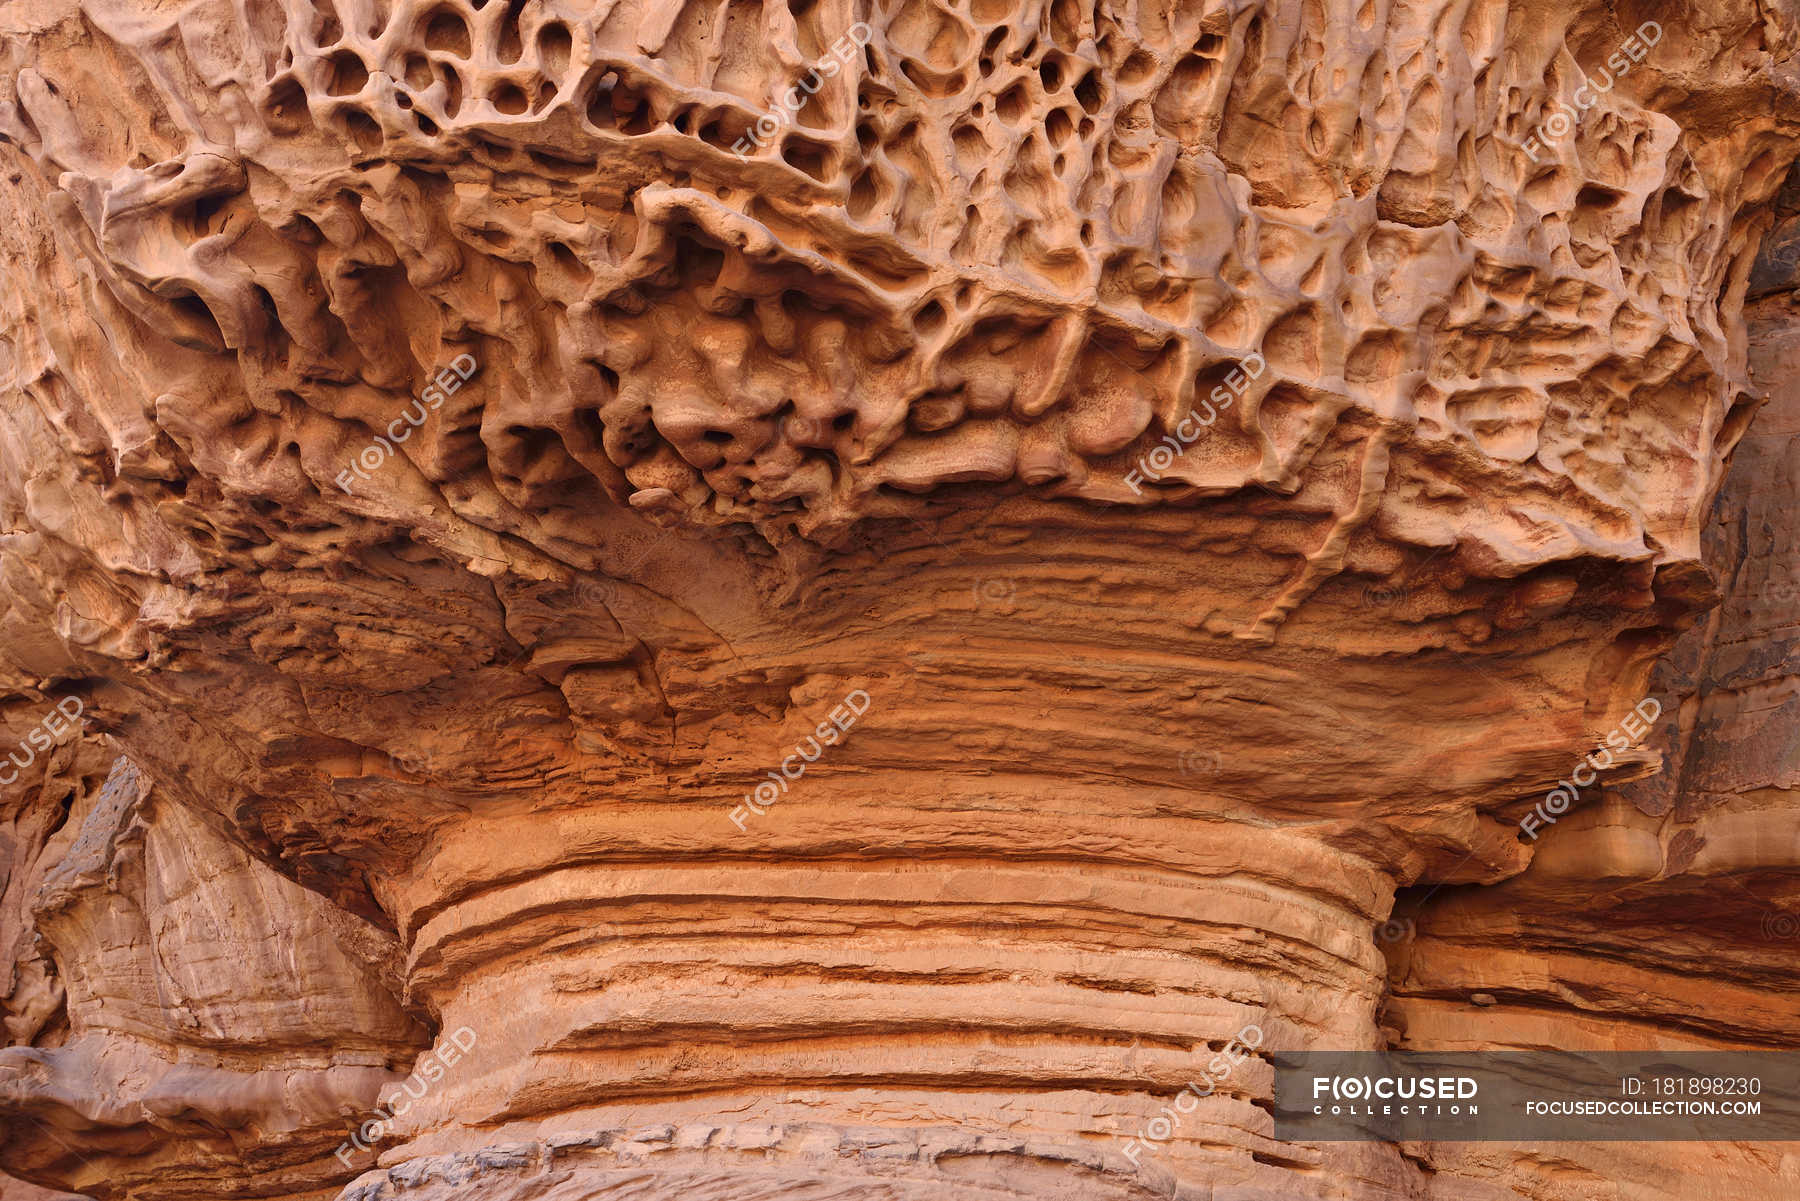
0, 0, 1794, 1199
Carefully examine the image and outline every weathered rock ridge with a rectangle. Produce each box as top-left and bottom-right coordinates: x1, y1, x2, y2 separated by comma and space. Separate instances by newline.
0, 0, 1797, 1197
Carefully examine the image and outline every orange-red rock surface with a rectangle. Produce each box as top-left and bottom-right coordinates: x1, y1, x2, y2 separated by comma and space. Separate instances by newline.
0, 0, 1797, 1198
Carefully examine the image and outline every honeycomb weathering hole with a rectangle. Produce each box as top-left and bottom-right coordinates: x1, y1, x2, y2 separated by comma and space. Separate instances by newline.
538, 23, 572, 76
423, 8, 470, 56
325, 50, 369, 96
0, 4, 1794, 1200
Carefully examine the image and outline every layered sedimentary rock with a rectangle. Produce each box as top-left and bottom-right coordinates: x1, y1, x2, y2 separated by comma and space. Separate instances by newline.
1376, 285, 1800, 1200
0, 0, 1798, 1198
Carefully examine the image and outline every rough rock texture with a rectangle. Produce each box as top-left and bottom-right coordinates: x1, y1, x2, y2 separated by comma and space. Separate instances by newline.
0, 0, 1798, 1198
1376, 287, 1800, 1201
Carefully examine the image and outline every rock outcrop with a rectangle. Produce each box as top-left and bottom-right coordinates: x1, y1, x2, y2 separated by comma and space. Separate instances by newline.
0, 0, 1797, 1198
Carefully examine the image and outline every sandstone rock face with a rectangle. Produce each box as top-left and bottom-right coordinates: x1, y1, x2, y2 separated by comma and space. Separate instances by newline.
0, 0, 1797, 1198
